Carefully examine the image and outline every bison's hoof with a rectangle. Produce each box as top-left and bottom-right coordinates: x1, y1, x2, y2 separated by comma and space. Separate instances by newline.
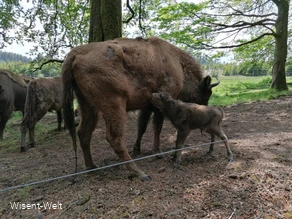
131, 149, 141, 157
228, 153, 233, 162
132, 144, 141, 156
173, 163, 180, 169
206, 150, 213, 154
86, 164, 97, 170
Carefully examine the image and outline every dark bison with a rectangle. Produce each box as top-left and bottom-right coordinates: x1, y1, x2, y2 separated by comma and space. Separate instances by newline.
21, 76, 63, 152
62, 36, 218, 180
0, 69, 31, 140
151, 92, 233, 167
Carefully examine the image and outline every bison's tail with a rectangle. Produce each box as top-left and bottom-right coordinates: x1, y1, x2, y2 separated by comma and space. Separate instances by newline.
21, 82, 37, 131
62, 53, 78, 162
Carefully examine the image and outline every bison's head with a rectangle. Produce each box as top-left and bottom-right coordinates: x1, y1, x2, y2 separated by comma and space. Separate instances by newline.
177, 75, 219, 105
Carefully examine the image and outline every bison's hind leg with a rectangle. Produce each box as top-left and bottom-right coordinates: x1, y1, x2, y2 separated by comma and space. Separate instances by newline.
20, 126, 28, 152
28, 125, 36, 148
103, 100, 150, 181
77, 103, 98, 170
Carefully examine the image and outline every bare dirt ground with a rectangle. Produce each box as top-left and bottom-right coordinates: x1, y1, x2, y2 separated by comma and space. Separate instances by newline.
1, 96, 292, 219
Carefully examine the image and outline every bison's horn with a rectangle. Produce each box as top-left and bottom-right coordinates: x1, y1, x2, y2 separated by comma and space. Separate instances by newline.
209, 80, 220, 89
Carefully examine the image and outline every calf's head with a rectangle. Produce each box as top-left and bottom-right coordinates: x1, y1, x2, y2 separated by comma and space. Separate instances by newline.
151, 92, 172, 110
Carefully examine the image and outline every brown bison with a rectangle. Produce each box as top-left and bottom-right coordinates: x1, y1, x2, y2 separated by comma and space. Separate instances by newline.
62, 36, 218, 181
21, 76, 63, 152
151, 92, 233, 167
0, 69, 31, 140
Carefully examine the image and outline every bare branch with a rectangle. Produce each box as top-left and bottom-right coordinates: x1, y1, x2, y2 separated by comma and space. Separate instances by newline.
201, 33, 274, 49
31, 59, 63, 72
123, 0, 135, 24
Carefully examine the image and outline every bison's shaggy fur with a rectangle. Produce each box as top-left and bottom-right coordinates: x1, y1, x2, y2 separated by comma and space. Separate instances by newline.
0, 69, 31, 140
151, 92, 233, 167
62, 36, 218, 180
21, 76, 63, 152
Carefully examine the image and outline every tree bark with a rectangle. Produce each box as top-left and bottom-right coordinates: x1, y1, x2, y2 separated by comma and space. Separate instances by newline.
88, 0, 122, 43
270, 0, 289, 91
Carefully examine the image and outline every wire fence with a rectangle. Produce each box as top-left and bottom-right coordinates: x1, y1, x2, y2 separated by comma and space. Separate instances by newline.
1, 125, 292, 193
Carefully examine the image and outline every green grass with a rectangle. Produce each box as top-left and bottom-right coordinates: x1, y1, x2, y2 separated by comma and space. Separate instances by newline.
209, 76, 292, 106
0, 112, 62, 153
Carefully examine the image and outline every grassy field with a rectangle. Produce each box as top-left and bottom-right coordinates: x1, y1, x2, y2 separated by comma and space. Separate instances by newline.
209, 75, 292, 106
0, 112, 63, 153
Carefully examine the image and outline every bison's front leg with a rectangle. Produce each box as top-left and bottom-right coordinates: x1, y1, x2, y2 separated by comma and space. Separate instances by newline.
172, 129, 190, 168
77, 103, 98, 169
56, 110, 62, 131
104, 102, 150, 181
152, 110, 165, 157
0, 114, 9, 141
133, 109, 152, 155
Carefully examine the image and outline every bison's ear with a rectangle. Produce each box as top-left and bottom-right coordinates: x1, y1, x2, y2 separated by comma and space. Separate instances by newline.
200, 75, 211, 90
0, 85, 3, 95
200, 75, 220, 90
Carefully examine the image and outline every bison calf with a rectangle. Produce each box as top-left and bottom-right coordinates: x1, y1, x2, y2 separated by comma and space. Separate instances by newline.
21, 76, 63, 152
151, 92, 233, 167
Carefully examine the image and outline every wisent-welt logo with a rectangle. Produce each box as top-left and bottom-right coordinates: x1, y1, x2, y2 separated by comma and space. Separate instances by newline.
10, 201, 62, 210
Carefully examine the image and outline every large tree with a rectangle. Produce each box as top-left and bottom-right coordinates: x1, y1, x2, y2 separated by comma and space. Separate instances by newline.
89, 0, 122, 43
155, 0, 291, 91
1, 0, 121, 57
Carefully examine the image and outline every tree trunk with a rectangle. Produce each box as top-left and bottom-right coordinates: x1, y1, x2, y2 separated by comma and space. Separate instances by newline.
88, 0, 122, 43
270, 0, 289, 91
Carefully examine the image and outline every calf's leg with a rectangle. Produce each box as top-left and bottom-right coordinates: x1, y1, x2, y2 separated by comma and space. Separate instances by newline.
207, 133, 216, 154
172, 129, 190, 168
210, 126, 233, 162
133, 109, 152, 155
103, 101, 150, 181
